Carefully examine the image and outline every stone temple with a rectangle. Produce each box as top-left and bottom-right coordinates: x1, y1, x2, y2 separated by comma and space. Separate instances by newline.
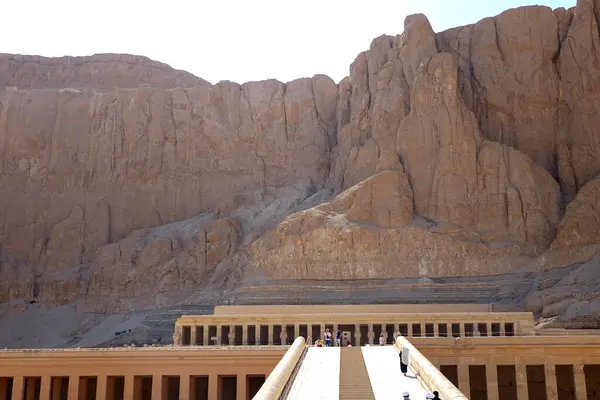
2, 0, 600, 399
1, 304, 600, 399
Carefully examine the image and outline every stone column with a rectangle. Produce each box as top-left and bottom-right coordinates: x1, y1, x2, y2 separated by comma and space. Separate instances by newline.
280, 325, 287, 345
307, 324, 313, 342
123, 375, 134, 400
433, 323, 439, 337
333, 323, 338, 345
151, 375, 162, 400
545, 364, 558, 400
420, 323, 426, 337
228, 325, 235, 345
255, 325, 261, 345
367, 324, 374, 344
173, 326, 182, 346
12, 377, 24, 400
486, 322, 492, 337
381, 324, 386, 342
500, 322, 506, 336
407, 323, 413, 337
320, 323, 326, 340
236, 374, 246, 400
485, 365, 499, 400
216, 325, 222, 346
96, 376, 108, 400
39, 376, 51, 400
268, 325, 274, 345
457, 365, 470, 395
208, 375, 218, 400
515, 364, 529, 400
354, 324, 361, 346
178, 375, 190, 400
242, 325, 248, 345
190, 326, 197, 345
459, 323, 466, 337
67, 376, 80, 400
202, 325, 209, 346
574, 364, 588, 400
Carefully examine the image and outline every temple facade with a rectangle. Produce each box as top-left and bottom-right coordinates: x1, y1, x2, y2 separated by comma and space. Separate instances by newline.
172, 305, 532, 346
0, 304, 598, 400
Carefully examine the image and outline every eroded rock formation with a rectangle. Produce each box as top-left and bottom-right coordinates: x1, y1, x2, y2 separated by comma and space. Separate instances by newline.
2, 0, 600, 337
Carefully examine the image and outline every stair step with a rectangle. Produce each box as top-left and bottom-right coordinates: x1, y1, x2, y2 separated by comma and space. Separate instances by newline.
339, 347, 375, 400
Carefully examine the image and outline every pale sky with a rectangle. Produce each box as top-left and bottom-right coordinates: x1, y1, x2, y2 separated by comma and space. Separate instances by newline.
2, 0, 574, 84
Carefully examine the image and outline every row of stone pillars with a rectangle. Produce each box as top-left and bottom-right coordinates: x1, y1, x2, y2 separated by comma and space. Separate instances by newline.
443, 363, 600, 400
0, 374, 266, 400
177, 321, 516, 346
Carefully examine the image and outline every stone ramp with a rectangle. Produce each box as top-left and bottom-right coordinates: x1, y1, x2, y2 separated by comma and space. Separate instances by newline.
339, 347, 375, 399
286, 347, 340, 399
362, 346, 427, 400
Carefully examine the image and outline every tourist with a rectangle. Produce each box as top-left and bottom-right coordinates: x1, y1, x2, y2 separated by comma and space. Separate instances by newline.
399, 345, 410, 376
432, 391, 440, 400
426, 393, 435, 400
346, 340, 352, 347
402, 391, 410, 400
335, 327, 341, 346
324, 328, 332, 347
379, 333, 385, 346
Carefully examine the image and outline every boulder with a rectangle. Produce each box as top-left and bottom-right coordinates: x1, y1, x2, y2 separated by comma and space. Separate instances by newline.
552, 178, 600, 249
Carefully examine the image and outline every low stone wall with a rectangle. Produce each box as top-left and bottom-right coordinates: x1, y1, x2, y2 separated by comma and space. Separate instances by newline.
395, 336, 467, 400
252, 336, 306, 400
214, 304, 492, 315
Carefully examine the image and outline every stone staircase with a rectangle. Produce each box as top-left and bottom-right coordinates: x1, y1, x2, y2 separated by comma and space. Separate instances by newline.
339, 347, 375, 399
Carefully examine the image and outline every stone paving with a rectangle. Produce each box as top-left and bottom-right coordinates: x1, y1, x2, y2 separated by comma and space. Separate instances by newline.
362, 346, 428, 400
287, 347, 341, 399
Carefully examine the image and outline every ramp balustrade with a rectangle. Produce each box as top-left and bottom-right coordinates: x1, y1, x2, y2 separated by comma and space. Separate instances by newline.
252, 336, 306, 400
395, 336, 468, 400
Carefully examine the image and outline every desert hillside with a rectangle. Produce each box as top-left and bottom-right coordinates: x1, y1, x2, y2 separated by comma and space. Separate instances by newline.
1, 1, 600, 347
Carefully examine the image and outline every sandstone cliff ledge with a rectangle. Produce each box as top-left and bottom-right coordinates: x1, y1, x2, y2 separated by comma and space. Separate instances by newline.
2, 1, 600, 347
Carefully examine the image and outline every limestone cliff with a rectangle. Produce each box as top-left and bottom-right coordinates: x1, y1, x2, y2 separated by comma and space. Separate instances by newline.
2, 0, 600, 341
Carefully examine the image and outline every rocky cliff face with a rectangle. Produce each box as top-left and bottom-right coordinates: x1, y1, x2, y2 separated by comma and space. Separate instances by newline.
0, 54, 206, 90
2, 0, 600, 339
